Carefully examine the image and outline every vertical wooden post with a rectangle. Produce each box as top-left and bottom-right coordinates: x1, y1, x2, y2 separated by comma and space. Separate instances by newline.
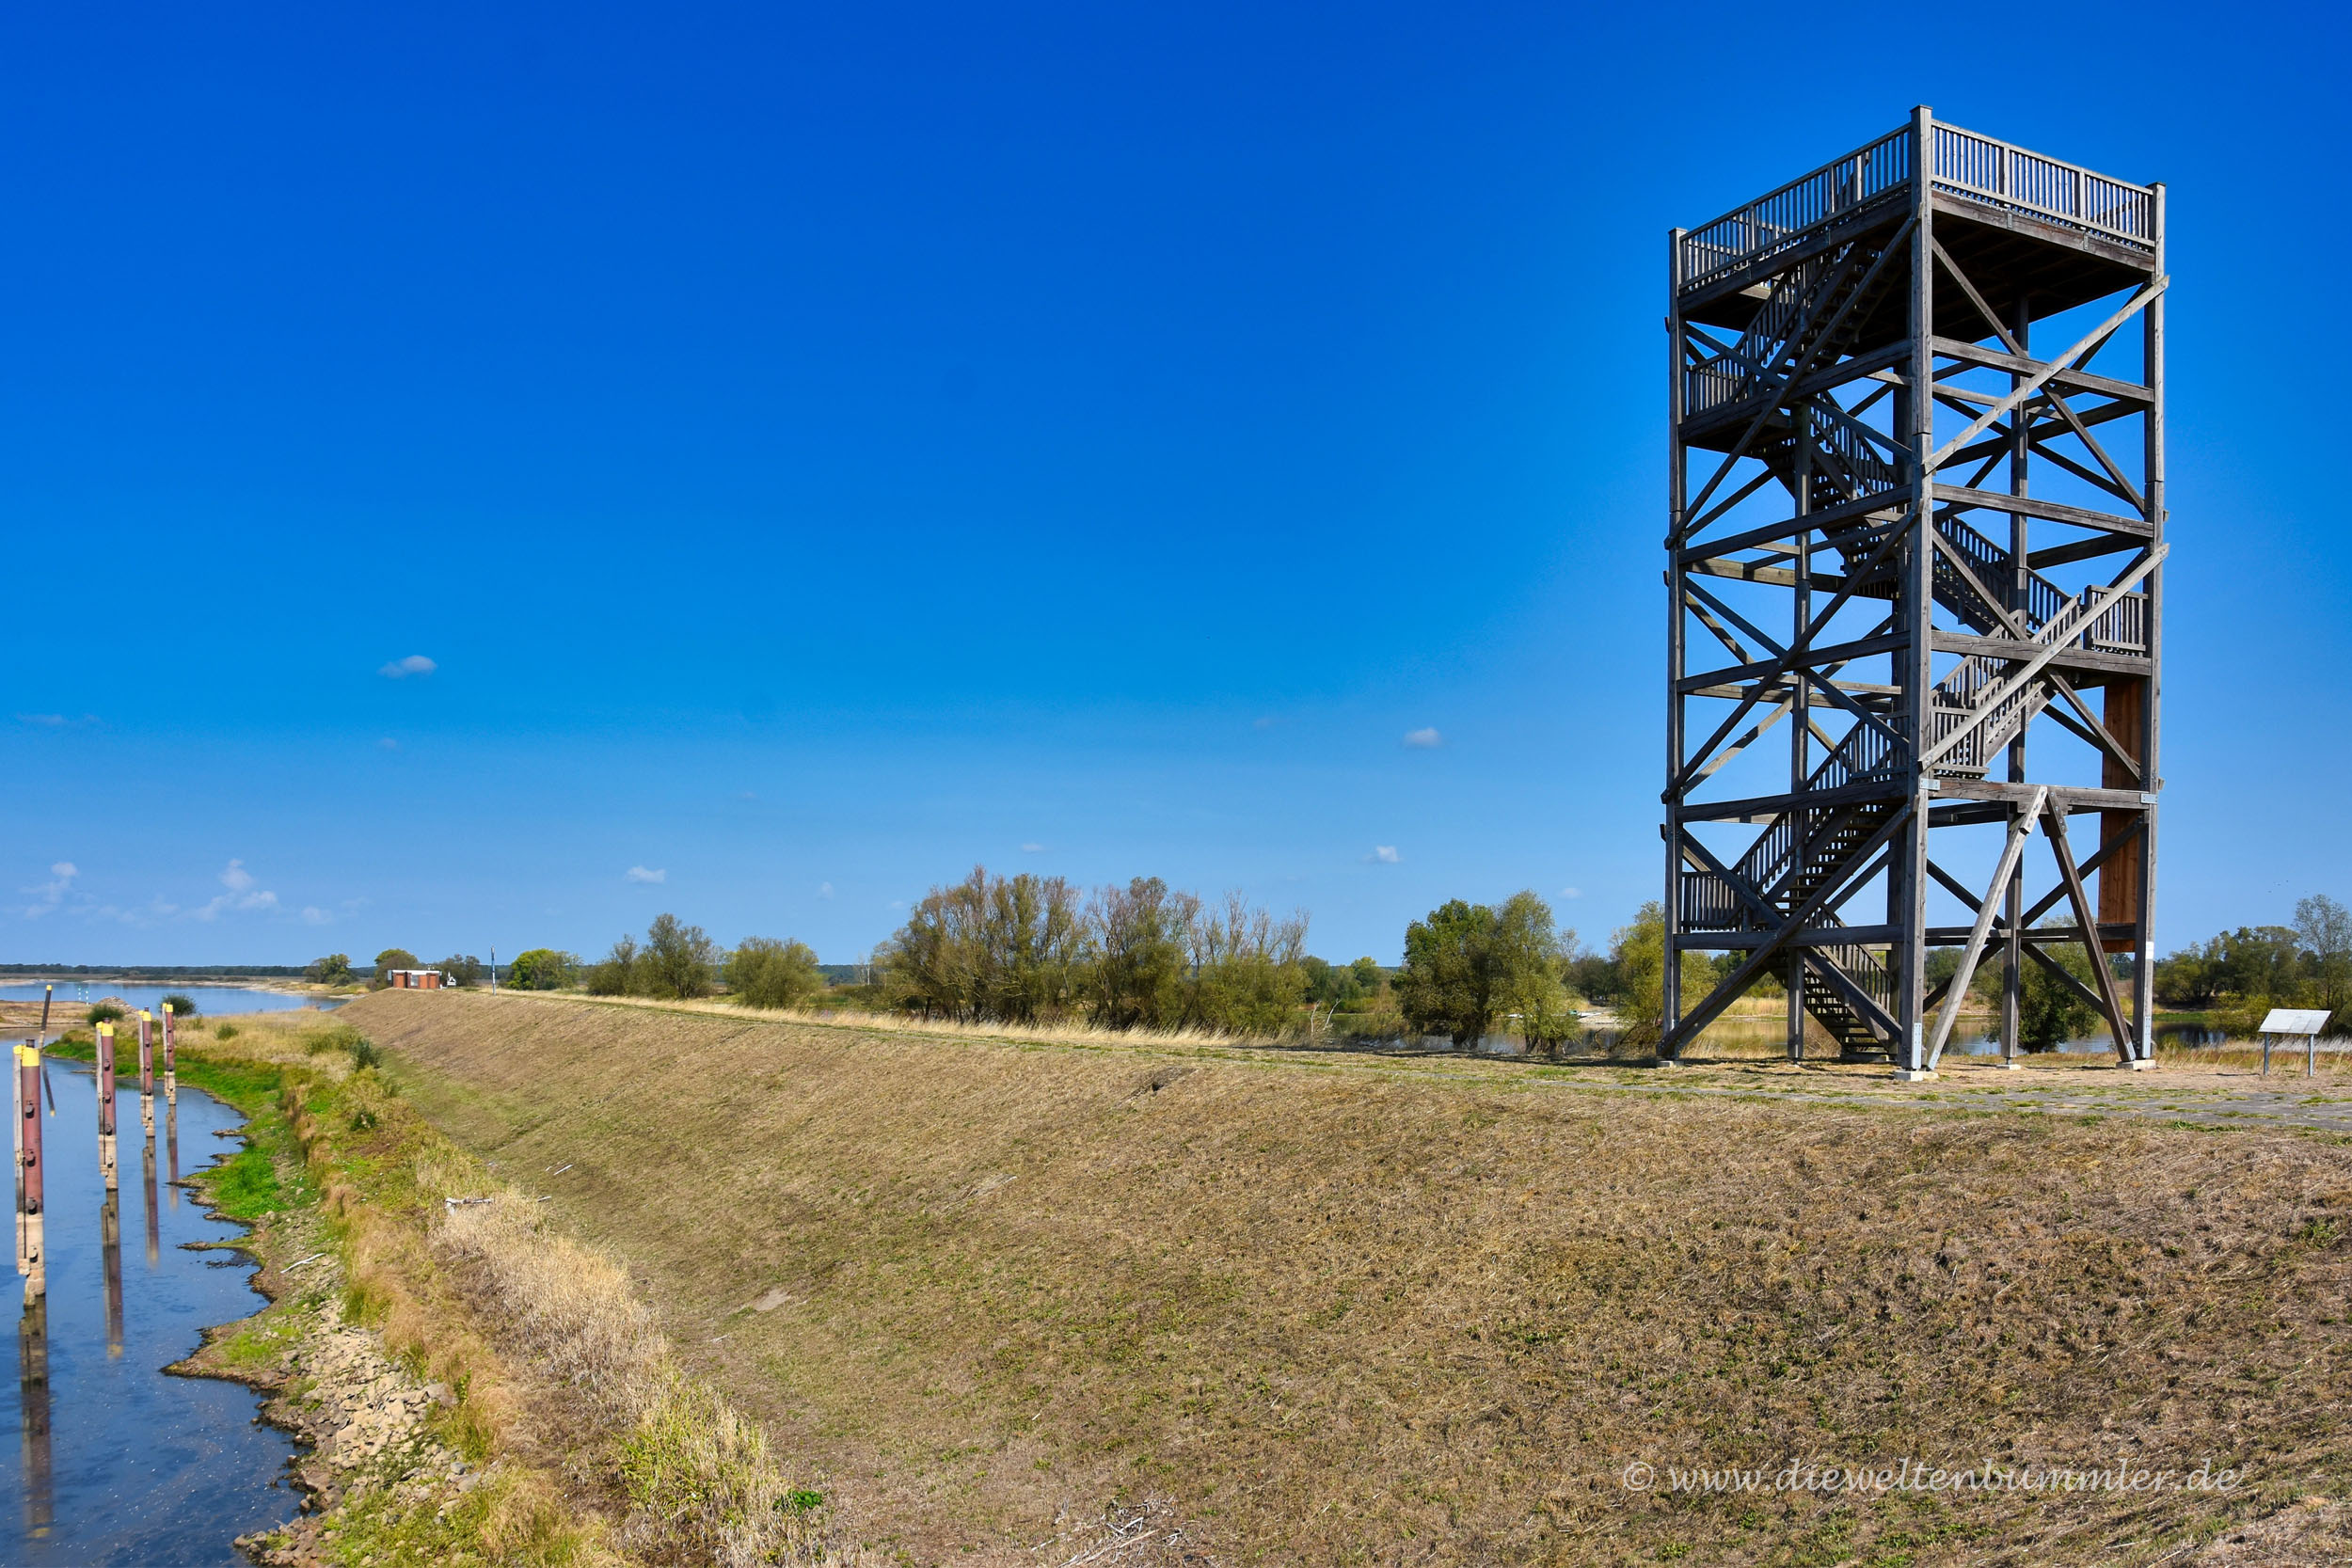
161, 1002, 177, 1104
2002, 295, 2031, 1070
166, 1101, 180, 1205
1662, 224, 1689, 1058
2133, 181, 2168, 1067
17, 1286, 52, 1532
137, 1009, 155, 1135
96, 1022, 118, 1193
17, 1043, 42, 1301
1894, 103, 1937, 1080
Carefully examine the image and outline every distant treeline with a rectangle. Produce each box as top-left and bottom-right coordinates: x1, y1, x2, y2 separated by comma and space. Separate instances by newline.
449, 867, 1698, 1052
2153, 895, 2352, 1035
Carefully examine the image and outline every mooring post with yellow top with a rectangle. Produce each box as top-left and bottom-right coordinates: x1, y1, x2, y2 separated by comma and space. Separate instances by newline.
136, 1010, 155, 1136
17, 1042, 43, 1301
95, 1022, 118, 1193
160, 1002, 176, 1105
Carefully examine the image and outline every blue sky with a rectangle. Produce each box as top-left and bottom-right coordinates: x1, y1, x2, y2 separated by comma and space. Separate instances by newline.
4, 2, 2344, 966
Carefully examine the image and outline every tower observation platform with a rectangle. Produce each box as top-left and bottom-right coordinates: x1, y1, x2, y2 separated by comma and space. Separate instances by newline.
1661, 108, 2167, 1074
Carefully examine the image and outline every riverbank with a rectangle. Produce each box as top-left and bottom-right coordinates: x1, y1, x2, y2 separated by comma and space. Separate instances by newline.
353, 987, 2352, 1565
50, 1011, 858, 1566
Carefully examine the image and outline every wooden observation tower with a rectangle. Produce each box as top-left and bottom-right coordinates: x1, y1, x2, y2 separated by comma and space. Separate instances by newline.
1661, 108, 2166, 1075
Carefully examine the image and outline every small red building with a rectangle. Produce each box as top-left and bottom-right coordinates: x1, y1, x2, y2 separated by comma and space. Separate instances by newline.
387, 969, 444, 990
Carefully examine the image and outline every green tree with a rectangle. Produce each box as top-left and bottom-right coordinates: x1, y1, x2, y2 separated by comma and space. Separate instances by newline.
371, 948, 421, 989
725, 936, 824, 1009
1491, 892, 1575, 1052
2020, 930, 2102, 1052
883, 867, 1089, 1024
585, 935, 640, 996
2296, 894, 2352, 1027
1181, 893, 1308, 1036
1396, 899, 1502, 1046
437, 953, 485, 988
504, 949, 579, 990
1610, 903, 1667, 1045
641, 913, 717, 1000
305, 954, 354, 986
1089, 877, 1193, 1029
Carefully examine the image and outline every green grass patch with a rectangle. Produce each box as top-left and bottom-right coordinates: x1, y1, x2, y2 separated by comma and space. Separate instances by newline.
206, 1144, 289, 1220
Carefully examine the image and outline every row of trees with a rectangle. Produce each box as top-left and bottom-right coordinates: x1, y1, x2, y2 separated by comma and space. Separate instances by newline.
583, 914, 825, 1009
879, 868, 1312, 1036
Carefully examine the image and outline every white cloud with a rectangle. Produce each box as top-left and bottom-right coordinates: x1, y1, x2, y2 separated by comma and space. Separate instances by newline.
1252, 716, 1278, 731
378, 737, 400, 750
625, 865, 667, 884
736, 790, 757, 800
1370, 846, 1401, 864
818, 881, 835, 900
1021, 842, 1047, 854
1402, 727, 1442, 750
23, 861, 78, 917
194, 860, 279, 921
1560, 886, 1583, 900
378, 655, 437, 679
300, 906, 335, 925
16, 713, 98, 728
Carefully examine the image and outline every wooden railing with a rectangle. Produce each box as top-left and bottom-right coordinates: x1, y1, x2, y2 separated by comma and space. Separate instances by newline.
1931, 125, 2153, 250
1677, 128, 1912, 290
1677, 119, 2153, 292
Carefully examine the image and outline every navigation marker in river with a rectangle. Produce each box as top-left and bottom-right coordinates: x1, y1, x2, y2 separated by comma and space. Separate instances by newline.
137, 1009, 156, 1136
15, 1041, 43, 1301
95, 1022, 119, 1193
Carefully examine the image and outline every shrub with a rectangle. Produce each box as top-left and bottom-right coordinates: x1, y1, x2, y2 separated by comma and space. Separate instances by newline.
724, 937, 823, 1010
586, 936, 641, 996
306, 953, 355, 985
215, 1022, 240, 1041
85, 1003, 125, 1025
160, 991, 200, 1018
641, 914, 717, 1001
504, 948, 579, 991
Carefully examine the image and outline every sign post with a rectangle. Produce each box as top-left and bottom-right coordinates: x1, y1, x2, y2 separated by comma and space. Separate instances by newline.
2257, 1008, 2330, 1078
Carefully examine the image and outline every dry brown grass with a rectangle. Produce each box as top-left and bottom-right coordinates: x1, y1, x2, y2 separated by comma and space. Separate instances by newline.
356, 990, 2352, 1566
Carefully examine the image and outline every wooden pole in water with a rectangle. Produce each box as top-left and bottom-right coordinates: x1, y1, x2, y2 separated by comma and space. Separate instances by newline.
95, 1022, 118, 1193
136, 1010, 155, 1136
161, 1002, 176, 1105
101, 1191, 122, 1355
16, 1043, 42, 1300
142, 1130, 159, 1267
17, 1284, 52, 1532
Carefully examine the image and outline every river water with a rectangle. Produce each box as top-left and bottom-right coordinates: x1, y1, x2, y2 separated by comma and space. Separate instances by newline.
0, 984, 333, 1019
4, 1060, 299, 1564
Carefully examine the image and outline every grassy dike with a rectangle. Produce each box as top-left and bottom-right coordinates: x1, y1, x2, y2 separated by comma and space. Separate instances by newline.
50, 1010, 851, 1568
353, 989, 2352, 1568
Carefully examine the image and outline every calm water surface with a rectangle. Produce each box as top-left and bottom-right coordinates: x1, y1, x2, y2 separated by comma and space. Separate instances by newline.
5, 1061, 299, 1564
0, 984, 335, 1019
